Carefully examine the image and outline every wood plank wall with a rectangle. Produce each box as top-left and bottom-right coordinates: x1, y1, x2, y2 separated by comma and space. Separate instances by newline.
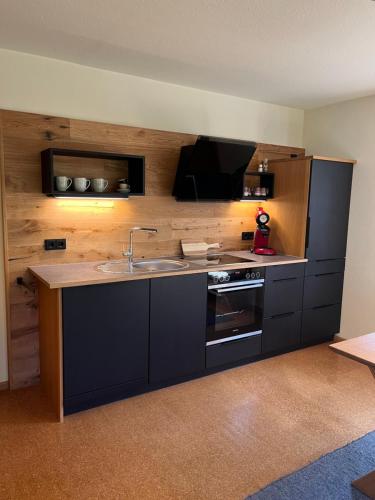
0, 110, 304, 389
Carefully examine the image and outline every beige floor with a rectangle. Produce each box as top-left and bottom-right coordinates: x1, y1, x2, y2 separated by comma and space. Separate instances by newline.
1, 343, 375, 500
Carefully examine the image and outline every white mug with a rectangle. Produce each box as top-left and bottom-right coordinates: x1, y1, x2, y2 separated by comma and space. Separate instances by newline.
55, 176, 72, 192
92, 178, 109, 193
74, 177, 91, 193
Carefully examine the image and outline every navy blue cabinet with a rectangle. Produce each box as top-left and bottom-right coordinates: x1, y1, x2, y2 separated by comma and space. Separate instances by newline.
301, 305, 341, 344
63, 280, 149, 413
302, 159, 354, 344
305, 160, 353, 261
149, 274, 207, 384
262, 263, 304, 354
263, 312, 302, 354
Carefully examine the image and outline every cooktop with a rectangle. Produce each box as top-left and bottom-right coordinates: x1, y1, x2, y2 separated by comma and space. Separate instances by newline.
185, 253, 254, 266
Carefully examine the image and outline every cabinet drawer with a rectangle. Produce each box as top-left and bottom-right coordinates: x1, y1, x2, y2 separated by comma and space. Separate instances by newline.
301, 304, 341, 344
262, 311, 302, 354
303, 273, 344, 309
305, 259, 345, 276
266, 263, 305, 281
206, 334, 261, 369
264, 277, 303, 317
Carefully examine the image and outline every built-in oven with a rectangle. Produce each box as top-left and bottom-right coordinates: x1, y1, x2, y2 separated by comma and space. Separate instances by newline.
206, 267, 265, 346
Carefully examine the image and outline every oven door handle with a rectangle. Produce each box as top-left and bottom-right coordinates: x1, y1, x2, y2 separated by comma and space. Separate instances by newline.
215, 284, 264, 293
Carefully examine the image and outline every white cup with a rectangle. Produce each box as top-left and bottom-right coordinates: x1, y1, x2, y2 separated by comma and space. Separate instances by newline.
55, 176, 72, 192
73, 177, 91, 193
92, 178, 109, 193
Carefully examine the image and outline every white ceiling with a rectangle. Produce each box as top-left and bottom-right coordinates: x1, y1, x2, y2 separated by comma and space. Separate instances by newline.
0, 0, 375, 109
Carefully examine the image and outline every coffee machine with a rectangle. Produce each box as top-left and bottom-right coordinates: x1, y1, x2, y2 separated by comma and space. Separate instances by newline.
253, 207, 277, 255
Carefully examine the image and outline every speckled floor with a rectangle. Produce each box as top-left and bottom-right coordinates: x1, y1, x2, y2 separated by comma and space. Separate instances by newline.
1, 343, 374, 500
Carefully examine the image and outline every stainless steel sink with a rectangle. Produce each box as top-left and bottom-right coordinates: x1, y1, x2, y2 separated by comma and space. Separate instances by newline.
97, 259, 189, 274
132, 259, 189, 272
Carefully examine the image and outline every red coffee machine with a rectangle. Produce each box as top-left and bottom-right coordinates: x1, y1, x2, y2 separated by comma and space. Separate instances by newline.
253, 207, 277, 255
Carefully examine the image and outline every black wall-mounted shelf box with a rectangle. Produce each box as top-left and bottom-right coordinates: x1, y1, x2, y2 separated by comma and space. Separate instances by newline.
239, 171, 274, 201
41, 148, 145, 198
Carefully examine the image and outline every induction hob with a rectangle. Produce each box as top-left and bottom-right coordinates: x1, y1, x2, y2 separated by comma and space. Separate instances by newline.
184, 253, 254, 267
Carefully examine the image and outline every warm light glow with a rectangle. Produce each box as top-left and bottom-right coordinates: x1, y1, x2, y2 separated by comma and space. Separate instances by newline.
57, 199, 115, 209
240, 199, 265, 203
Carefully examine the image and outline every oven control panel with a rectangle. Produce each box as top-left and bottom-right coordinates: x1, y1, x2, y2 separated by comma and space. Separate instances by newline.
208, 267, 265, 285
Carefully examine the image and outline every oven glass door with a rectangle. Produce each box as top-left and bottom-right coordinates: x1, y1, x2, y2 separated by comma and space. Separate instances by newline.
207, 283, 264, 345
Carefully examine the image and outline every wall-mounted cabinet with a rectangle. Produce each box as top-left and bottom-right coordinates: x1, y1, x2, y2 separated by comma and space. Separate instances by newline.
41, 148, 145, 198
240, 171, 274, 201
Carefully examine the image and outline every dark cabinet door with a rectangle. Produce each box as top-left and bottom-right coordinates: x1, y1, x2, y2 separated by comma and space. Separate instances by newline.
262, 312, 302, 354
63, 280, 149, 399
150, 274, 207, 384
303, 272, 344, 309
301, 304, 341, 344
264, 277, 304, 318
306, 160, 353, 260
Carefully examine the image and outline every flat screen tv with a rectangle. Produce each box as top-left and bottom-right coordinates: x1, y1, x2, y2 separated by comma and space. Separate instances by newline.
173, 136, 256, 201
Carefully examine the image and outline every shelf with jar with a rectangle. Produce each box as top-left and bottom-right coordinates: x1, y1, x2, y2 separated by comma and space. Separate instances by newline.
240, 171, 274, 201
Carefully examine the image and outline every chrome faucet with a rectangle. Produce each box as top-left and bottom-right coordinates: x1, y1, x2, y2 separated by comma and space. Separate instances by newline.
123, 227, 158, 265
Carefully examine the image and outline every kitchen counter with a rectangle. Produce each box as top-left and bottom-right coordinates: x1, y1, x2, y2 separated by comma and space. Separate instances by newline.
29, 251, 307, 289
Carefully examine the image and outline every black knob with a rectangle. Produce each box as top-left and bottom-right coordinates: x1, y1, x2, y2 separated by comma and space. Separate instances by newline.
251, 272, 256, 279
245, 272, 250, 279
256, 272, 261, 278
225, 275, 230, 282
219, 276, 225, 283
213, 277, 218, 284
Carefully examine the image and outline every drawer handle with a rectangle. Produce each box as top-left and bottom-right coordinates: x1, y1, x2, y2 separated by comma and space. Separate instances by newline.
270, 312, 295, 319
272, 277, 298, 283
314, 272, 341, 277
215, 334, 261, 347
312, 303, 336, 310
305, 216, 310, 249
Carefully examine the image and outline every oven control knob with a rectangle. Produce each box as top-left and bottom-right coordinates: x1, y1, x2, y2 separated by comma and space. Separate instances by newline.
219, 276, 225, 283
213, 277, 219, 284
251, 272, 256, 279
225, 275, 230, 282
256, 272, 261, 278
245, 272, 251, 279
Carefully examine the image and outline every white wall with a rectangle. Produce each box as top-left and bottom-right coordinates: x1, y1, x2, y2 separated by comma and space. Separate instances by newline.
0, 49, 304, 146
304, 95, 375, 339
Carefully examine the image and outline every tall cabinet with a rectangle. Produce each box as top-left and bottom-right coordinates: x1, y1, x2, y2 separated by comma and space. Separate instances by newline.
269, 156, 355, 345
302, 158, 354, 344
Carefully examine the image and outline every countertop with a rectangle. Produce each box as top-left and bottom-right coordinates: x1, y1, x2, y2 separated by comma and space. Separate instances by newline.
29, 251, 307, 289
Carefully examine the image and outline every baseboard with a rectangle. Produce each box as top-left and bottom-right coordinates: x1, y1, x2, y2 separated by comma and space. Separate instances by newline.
0, 380, 9, 391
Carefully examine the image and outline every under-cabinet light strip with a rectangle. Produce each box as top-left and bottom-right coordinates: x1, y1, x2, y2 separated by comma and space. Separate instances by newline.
240, 199, 265, 202
54, 196, 129, 200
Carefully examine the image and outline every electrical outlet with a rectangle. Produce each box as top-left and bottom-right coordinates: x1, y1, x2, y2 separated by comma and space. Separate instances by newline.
44, 239, 67, 251
242, 231, 254, 241
56, 239, 66, 250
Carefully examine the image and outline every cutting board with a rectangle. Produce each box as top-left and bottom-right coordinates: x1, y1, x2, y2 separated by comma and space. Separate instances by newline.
181, 239, 221, 256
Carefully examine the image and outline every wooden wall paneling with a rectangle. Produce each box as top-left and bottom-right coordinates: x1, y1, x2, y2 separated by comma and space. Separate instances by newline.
0, 109, 305, 388
37, 282, 63, 422
248, 143, 305, 170
0, 111, 11, 386
267, 158, 311, 257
